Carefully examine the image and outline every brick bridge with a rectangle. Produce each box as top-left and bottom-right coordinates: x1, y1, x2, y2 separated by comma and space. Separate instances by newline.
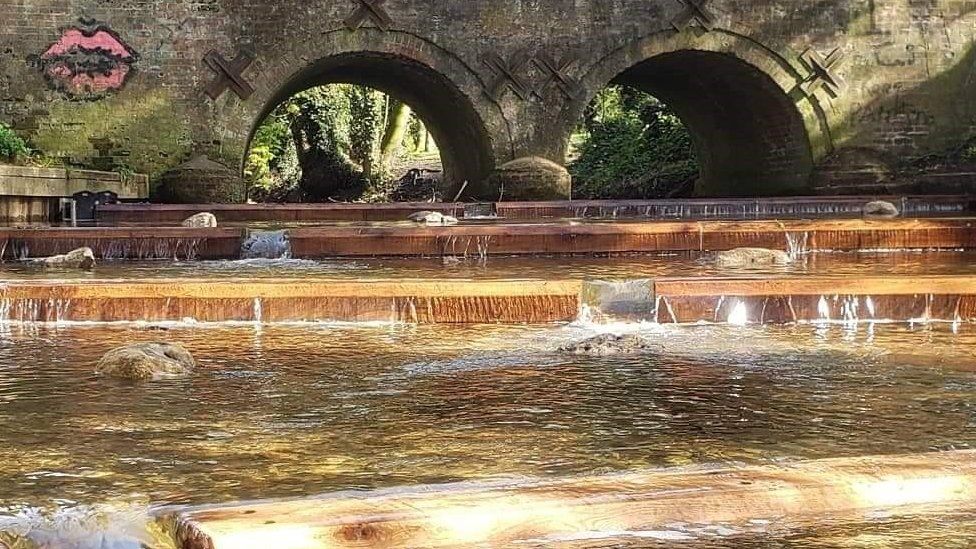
1, 1, 974, 199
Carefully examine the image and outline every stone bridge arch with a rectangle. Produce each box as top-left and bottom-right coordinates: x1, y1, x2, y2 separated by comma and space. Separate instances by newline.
561, 29, 828, 197
214, 29, 512, 199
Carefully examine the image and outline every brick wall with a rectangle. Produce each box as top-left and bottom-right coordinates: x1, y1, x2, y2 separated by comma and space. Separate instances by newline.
0, 0, 973, 196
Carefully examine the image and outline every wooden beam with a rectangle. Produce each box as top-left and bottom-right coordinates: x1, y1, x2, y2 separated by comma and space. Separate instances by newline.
0, 280, 583, 324
2, 219, 975, 259
654, 275, 976, 297
95, 196, 975, 224
287, 218, 976, 257
1, 276, 973, 324
164, 450, 976, 549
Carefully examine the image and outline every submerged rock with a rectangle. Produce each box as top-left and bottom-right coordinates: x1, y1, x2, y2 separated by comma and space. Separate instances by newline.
559, 333, 659, 356
715, 248, 792, 268
408, 211, 459, 225
182, 212, 218, 228
863, 200, 900, 219
95, 342, 197, 381
32, 247, 96, 269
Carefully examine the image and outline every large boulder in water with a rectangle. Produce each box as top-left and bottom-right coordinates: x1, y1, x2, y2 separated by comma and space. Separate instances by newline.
487, 157, 572, 201
559, 333, 659, 356
95, 342, 196, 381
863, 200, 900, 219
32, 247, 95, 269
715, 248, 792, 268
155, 156, 245, 204
182, 212, 218, 228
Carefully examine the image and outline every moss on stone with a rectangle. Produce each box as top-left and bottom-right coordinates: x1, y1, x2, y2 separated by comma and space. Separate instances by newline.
30, 88, 192, 179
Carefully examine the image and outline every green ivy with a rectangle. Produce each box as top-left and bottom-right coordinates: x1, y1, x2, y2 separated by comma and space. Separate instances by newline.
570, 86, 699, 199
0, 123, 30, 163
246, 85, 430, 202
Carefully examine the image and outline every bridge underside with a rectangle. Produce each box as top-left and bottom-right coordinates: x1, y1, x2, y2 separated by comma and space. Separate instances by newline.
614, 50, 814, 197
253, 52, 496, 198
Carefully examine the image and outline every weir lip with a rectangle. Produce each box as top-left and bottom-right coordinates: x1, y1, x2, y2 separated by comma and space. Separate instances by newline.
2, 218, 975, 260
94, 195, 976, 223
5, 218, 971, 260
287, 218, 976, 257
0, 227, 244, 260
1, 276, 973, 325
162, 450, 976, 549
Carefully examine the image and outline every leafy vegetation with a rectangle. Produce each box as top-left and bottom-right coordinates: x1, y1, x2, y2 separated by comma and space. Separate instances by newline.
247, 83, 699, 202
246, 84, 438, 203
569, 86, 699, 199
0, 122, 30, 163
901, 134, 976, 173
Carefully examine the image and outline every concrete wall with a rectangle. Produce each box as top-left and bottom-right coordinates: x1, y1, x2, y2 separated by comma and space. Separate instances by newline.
0, 165, 148, 221
0, 0, 974, 197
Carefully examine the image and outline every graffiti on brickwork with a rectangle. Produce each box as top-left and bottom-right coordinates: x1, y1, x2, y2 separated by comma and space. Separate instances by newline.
874, 43, 926, 68
35, 18, 138, 99
855, 98, 936, 127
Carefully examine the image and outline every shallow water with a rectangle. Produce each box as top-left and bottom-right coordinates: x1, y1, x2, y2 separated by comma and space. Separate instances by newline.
1, 321, 975, 546
537, 507, 976, 548
2, 250, 976, 281
0, 322, 974, 512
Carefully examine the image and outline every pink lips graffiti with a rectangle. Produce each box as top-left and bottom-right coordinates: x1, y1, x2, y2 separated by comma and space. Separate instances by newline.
40, 24, 137, 98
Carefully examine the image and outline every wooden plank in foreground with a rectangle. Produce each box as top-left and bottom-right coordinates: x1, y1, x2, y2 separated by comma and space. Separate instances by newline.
166, 450, 976, 549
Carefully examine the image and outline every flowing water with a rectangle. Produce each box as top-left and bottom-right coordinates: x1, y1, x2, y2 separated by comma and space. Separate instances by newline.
2, 250, 976, 281
240, 230, 291, 260
0, 322, 975, 546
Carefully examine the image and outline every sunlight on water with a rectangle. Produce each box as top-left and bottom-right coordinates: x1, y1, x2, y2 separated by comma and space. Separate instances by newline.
727, 301, 749, 325
2, 250, 976, 281
0, 322, 974, 546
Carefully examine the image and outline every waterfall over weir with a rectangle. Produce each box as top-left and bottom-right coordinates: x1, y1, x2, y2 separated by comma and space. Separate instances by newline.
579, 280, 656, 323
0, 277, 972, 326
241, 230, 291, 260
0, 237, 207, 261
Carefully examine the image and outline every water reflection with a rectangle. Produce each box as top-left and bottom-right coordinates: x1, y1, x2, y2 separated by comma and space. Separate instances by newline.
2, 250, 976, 281
0, 322, 974, 546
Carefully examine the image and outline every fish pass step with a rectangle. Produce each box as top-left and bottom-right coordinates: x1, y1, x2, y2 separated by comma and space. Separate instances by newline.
0, 219, 974, 259
96, 202, 466, 223
94, 195, 976, 223
287, 218, 976, 257
0, 227, 244, 260
0, 280, 583, 324
160, 450, 976, 549
495, 194, 976, 220
651, 276, 976, 324
0, 276, 974, 325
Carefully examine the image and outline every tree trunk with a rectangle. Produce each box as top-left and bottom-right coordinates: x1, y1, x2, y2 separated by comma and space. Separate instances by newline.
418, 124, 430, 153
380, 102, 413, 170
